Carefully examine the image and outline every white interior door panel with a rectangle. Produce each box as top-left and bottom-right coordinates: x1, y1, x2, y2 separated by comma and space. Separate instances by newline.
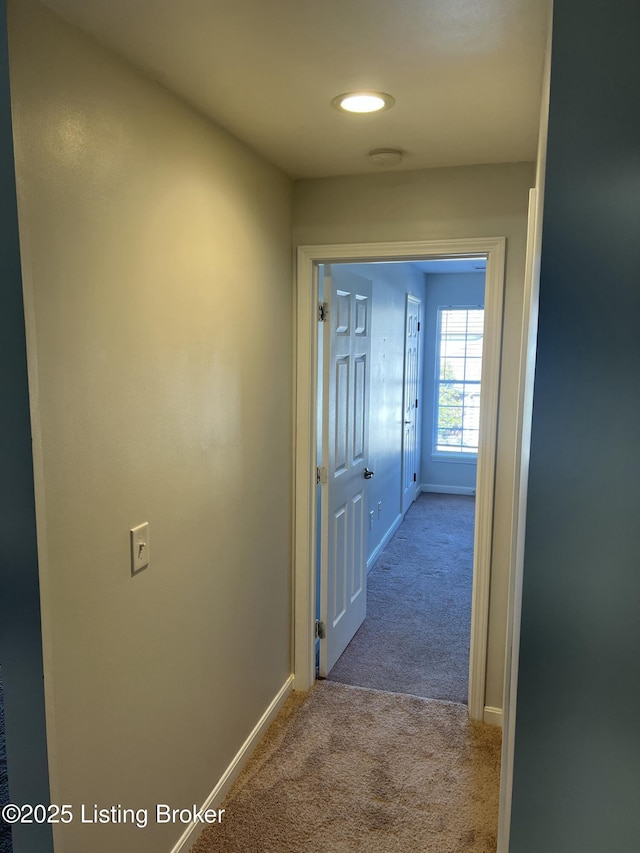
320, 266, 372, 676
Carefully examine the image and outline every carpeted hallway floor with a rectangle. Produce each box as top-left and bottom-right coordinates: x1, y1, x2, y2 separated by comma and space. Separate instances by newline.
327, 492, 474, 703
191, 681, 501, 853
191, 496, 502, 853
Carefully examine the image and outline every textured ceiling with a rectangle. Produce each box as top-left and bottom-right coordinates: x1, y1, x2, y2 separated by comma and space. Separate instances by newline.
40, 0, 550, 179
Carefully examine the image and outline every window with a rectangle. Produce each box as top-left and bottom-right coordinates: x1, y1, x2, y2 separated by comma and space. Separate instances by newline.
434, 307, 484, 455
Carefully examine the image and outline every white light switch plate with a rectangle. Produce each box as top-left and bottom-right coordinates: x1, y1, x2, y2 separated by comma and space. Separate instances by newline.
130, 522, 150, 574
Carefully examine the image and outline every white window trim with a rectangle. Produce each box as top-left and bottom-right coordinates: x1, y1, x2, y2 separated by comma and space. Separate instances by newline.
433, 304, 484, 458
431, 452, 478, 464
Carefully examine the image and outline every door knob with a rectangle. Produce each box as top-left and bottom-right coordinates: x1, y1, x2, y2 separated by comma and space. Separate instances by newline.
364, 467, 375, 479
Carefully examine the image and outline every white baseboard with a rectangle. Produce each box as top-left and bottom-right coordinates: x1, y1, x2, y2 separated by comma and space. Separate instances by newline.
422, 483, 476, 496
169, 674, 294, 853
483, 705, 503, 727
367, 512, 403, 573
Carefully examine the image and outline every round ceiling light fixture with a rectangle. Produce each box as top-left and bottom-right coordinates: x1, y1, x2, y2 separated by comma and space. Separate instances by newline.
331, 91, 395, 114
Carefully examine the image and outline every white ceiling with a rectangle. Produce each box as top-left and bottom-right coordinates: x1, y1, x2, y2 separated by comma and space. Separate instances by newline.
40, 0, 550, 180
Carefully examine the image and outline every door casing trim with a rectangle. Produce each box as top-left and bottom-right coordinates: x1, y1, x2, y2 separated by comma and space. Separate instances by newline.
293, 237, 506, 724
401, 293, 422, 516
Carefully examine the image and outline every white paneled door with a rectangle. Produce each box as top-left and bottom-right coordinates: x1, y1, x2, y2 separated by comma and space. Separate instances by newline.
401, 295, 421, 515
319, 266, 373, 676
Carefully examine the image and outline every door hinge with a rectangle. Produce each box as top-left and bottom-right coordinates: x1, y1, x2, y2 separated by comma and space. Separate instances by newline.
316, 466, 327, 485
413, 472, 417, 482
415, 398, 419, 409
315, 619, 326, 639
417, 321, 421, 332
318, 301, 329, 322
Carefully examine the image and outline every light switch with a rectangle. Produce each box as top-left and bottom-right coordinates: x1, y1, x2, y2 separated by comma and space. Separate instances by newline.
130, 522, 150, 574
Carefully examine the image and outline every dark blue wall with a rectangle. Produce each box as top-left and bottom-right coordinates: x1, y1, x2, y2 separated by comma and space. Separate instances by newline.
510, 1, 640, 851
0, 2, 52, 850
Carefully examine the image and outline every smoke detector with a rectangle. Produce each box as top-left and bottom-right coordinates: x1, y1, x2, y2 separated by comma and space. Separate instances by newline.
368, 148, 404, 167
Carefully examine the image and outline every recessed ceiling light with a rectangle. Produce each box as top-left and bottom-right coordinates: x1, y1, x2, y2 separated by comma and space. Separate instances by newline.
331, 92, 395, 114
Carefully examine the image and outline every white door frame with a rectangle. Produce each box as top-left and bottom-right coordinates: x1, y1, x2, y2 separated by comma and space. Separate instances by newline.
401, 293, 422, 516
293, 237, 506, 723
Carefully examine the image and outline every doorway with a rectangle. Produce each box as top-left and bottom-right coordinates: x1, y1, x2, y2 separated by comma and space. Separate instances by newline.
317, 258, 486, 705
293, 237, 506, 724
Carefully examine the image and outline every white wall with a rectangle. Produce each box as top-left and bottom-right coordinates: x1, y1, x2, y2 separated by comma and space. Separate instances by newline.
8, 2, 292, 851
293, 161, 535, 712
421, 272, 485, 494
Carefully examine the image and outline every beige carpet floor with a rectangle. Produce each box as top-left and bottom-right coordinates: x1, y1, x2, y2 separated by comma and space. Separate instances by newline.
191, 681, 501, 853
